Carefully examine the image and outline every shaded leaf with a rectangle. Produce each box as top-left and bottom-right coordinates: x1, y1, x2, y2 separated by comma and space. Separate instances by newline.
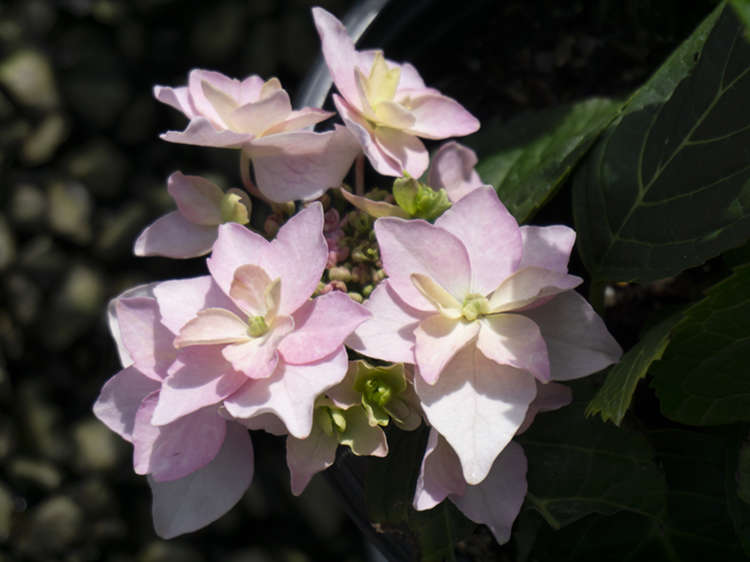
574, 5, 750, 283
651, 263, 750, 425
731, 0, 750, 39
472, 97, 619, 223
586, 314, 682, 425
518, 379, 666, 529
524, 428, 748, 561
737, 433, 750, 504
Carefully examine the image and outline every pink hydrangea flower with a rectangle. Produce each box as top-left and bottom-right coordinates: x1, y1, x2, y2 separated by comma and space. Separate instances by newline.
348, 186, 622, 484
152, 203, 371, 439
313, 8, 480, 178
134, 172, 252, 259
154, 70, 360, 202
93, 292, 254, 539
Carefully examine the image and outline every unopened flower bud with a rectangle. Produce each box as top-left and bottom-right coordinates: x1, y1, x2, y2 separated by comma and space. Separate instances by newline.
328, 266, 352, 282
347, 292, 363, 303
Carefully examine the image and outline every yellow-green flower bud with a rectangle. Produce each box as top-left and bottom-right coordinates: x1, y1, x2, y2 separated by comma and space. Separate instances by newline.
247, 315, 269, 337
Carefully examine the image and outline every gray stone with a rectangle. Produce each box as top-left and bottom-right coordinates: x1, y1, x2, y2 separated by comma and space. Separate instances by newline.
138, 540, 205, 562
18, 381, 68, 461
0, 49, 59, 110
72, 419, 121, 472
19, 495, 83, 555
47, 180, 92, 244
0, 214, 15, 270
95, 203, 147, 259
5, 273, 41, 325
9, 457, 63, 491
22, 113, 69, 165
10, 183, 46, 229
65, 139, 127, 199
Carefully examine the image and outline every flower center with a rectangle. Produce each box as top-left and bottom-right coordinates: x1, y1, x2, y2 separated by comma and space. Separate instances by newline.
247, 315, 269, 338
461, 294, 490, 322
315, 405, 347, 436
220, 191, 250, 224
362, 377, 393, 408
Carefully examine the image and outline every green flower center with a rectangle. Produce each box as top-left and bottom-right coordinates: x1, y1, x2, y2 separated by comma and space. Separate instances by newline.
315, 406, 347, 436
461, 294, 490, 322
247, 315, 269, 338
363, 377, 393, 408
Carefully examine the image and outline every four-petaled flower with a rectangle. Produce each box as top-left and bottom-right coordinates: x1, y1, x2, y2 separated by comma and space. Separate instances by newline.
313, 8, 480, 178
349, 186, 622, 484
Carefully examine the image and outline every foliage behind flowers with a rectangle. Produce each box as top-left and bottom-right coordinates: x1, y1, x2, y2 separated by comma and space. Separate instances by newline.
85, 2, 750, 561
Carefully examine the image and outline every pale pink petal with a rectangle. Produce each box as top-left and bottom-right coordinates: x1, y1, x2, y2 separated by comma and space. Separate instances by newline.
477, 314, 550, 382
277, 291, 371, 364
221, 315, 293, 378
286, 425, 338, 496
414, 315, 480, 384
167, 172, 223, 225
373, 126, 429, 178
248, 125, 359, 203
345, 281, 426, 364
488, 267, 583, 313
133, 394, 226, 482
375, 217, 471, 311
415, 344, 536, 484
260, 203, 327, 315
107, 283, 160, 367
229, 88, 292, 135
518, 225, 576, 273
334, 94, 402, 176
134, 211, 218, 259
116, 297, 176, 380
427, 141, 489, 203
398, 62, 426, 90
151, 346, 248, 426
519, 291, 622, 381
175, 308, 250, 347
413, 428, 466, 511
451, 441, 527, 545
339, 188, 409, 218
237, 75, 265, 104
263, 107, 334, 136
154, 276, 237, 335
149, 422, 253, 539
239, 412, 288, 435
517, 381, 572, 435
312, 7, 361, 105
207, 222, 269, 297
224, 348, 348, 439
404, 92, 480, 139
160, 117, 253, 148
188, 69, 241, 125
435, 187, 522, 295
93, 366, 160, 442
153, 85, 197, 119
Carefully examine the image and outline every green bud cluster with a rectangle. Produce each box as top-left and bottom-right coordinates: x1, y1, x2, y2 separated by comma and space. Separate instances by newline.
392, 175, 451, 221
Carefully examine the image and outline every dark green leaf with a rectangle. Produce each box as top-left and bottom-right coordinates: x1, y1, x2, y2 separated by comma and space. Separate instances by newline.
737, 433, 750, 504
518, 379, 666, 529
573, 5, 750, 283
586, 314, 682, 425
651, 263, 750, 425
525, 428, 748, 562
651, 429, 747, 560
472, 97, 619, 223
364, 426, 476, 561
731, 0, 750, 38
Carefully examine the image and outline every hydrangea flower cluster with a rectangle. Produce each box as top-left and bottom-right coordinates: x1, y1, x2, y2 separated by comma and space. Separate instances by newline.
94, 7, 622, 546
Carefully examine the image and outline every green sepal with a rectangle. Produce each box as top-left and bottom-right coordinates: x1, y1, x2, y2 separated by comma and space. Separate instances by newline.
392, 175, 452, 220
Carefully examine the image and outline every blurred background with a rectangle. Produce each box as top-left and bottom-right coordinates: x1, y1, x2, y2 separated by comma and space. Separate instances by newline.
0, 0, 715, 560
